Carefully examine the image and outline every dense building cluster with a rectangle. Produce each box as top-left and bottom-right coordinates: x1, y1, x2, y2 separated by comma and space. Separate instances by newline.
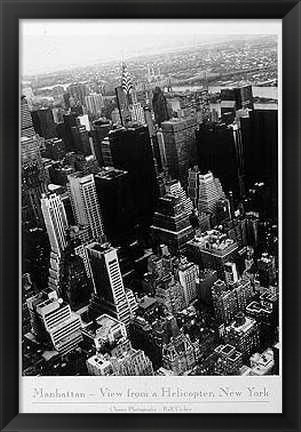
22, 41, 279, 377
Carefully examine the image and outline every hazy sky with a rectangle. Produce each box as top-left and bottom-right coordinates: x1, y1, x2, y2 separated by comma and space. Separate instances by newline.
20, 20, 281, 76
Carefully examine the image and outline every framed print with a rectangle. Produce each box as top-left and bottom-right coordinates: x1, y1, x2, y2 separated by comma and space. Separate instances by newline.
0, 0, 300, 431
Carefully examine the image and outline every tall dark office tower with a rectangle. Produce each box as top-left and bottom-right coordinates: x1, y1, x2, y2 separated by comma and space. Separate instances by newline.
161, 117, 197, 187
152, 87, 170, 126
94, 167, 134, 244
248, 106, 278, 212
196, 123, 239, 194
21, 96, 35, 138
150, 193, 194, 254
100, 137, 113, 166
87, 242, 137, 327
108, 125, 158, 226
92, 118, 112, 166
57, 113, 78, 151
31, 108, 57, 139
70, 125, 92, 156
144, 106, 155, 137
60, 243, 92, 310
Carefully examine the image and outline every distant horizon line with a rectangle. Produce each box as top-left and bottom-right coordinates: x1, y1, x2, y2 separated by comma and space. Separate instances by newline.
22, 34, 277, 80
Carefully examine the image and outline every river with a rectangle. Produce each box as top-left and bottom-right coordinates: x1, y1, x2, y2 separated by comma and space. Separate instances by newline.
172, 85, 278, 99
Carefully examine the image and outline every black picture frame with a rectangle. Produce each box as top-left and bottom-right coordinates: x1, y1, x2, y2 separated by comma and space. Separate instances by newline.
0, 0, 300, 431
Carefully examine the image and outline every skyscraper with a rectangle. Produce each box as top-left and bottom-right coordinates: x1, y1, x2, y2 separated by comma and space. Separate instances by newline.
177, 256, 199, 306
70, 125, 92, 156
92, 118, 112, 166
21, 97, 48, 225
31, 108, 57, 139
187, 166, 201, 208
151, 193, 194, 254
87, 242, 137, 327
198, 171, 226, 215
68, 172, 105, 242
100, 136, 113, 166
41, 193, 69, 255
196, 123, 239, 193
27, 289, 83, 355
85, 93, 104, 116
156, 129, 168, 170
187, 169, 230, 226
129, 101, 145, 125
107, 125, 158, 225
152, 87, 170, 126
165, 179, 194, 214
94, 167, 134, 244
21, 96, 35, 138
67, 83, 89, 106
161, 117, 197, 187
59, 244, 92, 310
224, 261, 239, 285
115, 86, 131, 126
116, 63, 144, 126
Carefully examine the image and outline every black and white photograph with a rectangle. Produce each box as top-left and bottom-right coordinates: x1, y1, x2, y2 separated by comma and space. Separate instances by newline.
20, 19, 281, 413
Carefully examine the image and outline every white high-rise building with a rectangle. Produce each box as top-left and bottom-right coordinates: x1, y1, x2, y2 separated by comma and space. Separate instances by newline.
224, 261, 239, 285
186, 169, 225, 216
177, 256, 199, 306
84, 93, 104, 116
129, 101, 145, 125
198, 171, 225, 214
68, 172, 105, 242
187, 168, 226, 216
165, 179, 193, 213
87, 242, 137, 328
41, 193, 69, 255
156, 129, 168, 169
27, 290, 83, 355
